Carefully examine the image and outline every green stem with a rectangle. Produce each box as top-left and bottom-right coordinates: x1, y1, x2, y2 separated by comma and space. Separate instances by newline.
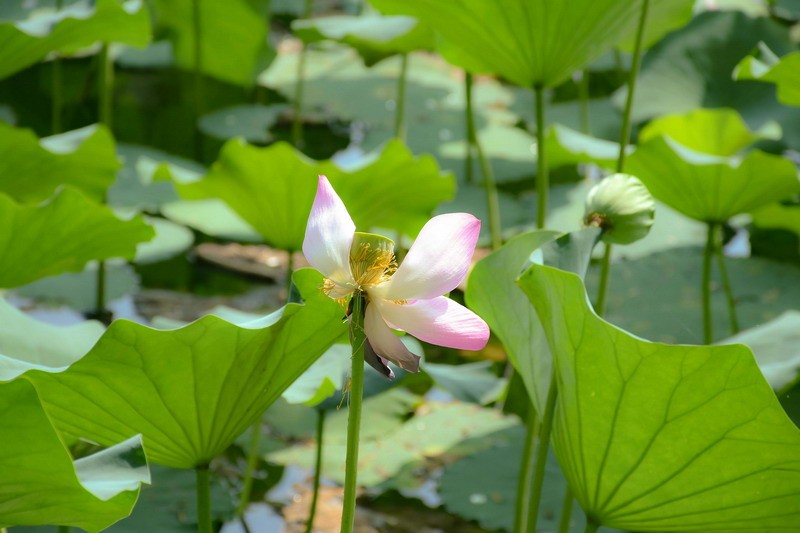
616, 0, 649, 172
595, 243, 612, 316
52, 0, 64, 134
340, 292, 367, 533
292, 0, 314, 149
192, 0, 204, 160
464, 72, 476, 184
702, 222, 716, 345
394, 53, 408, 141
94, 43, 113, 322
584, 515, 600, 533
526, 372, 559, 529
196, 464, 212, 533
713, 226, 740, 335
595, 0, 649, 316
305, 409, 327, 533
236, 423, 262, 517
578, 70, 590, 135
472, 101, 502, 251
513, 407, 539, 533
558, 488, 575, 533
534, 84, 548, 229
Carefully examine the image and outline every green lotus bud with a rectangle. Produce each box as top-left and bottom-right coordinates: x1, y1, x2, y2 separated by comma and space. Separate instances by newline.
583, 173, 655, 245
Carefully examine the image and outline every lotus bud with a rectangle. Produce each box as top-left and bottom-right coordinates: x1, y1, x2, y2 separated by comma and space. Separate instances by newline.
583, 173, 655, 245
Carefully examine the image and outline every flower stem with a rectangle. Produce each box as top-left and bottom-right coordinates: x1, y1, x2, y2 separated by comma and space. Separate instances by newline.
341, 292, 367, 533
702, 222, 716, 344
558, 487, 574, 533
394, 53, 408, 141
513, 408, 538, 533
594, 0, 649, 318
526, 371, 558, 530
292, 0, 314, 149
94, 42, 113, 324
305, 408, 327, 533
713, 225, 740, 335
595, 243, 612, 316
534, 84, 548, 229
464, 72, 476, 184
472, 97, 502, 251
192, 0, 204, 160
196, 464, 212, 533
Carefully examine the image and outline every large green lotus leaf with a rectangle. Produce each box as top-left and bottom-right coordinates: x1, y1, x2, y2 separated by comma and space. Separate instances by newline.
625, 136, 800, 223
736, 45, 800, 107
0, 188, 155, 288
638, 108, 781, 156
292, 15, 435, 66
618, 10, 800, 149
369, 0, 641, 87
466, 229, 601, 412
0, 379, 148, 531
177, 139, 455, 250
198, 104, 290, 144
719, 311, 800, 391
26, 269, 346, 469
0, 298, 104, 381
0, 0, 150, 80
0, 123, 118, 203
150, 0, 272, 86
519, 264, 800, 531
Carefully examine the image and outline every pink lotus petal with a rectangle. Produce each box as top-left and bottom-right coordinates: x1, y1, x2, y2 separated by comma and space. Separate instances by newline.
383, 213, 480, 300
364, 303, 421, 373
302, 175, 356, 287
375, 297, 489, 351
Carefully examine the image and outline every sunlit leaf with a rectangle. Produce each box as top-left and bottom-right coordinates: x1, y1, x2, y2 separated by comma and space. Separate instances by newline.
638, 108, 781, 156
518, 264, 800, 531
0, 123, 119, 203
625, 136, 800, 223
0, 188, 155, 288
176, 139, 455, 250
370, 0, 641, 87
0, 298, 104, 381
26, 269, 345, 469
292, 14, 435, 66
735, 44, 800, 107
719, 311, 800, 391
0, 379, 148, 531
0, 0, 150, 80
151, 0, 273, 86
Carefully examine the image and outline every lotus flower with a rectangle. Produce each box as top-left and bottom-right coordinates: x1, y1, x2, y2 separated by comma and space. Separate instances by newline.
303, 175, 490, 378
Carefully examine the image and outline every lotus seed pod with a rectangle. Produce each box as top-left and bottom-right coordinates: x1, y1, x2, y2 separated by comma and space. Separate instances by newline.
583, 173, 655, 245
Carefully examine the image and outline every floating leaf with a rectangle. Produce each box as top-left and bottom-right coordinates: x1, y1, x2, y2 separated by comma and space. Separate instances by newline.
370, 0, 641, 87
719, 311, 800, 391
735, 44, 800, 107
134, 216, 194, 264
151, 0, 273, 86
518, 264, 800, 531
625, 136, 800, 223
0, 298, 104, 381
0, 188, 155, 288
638, 108, 781, 156
177, 139, 455, 250
0, 379, 148, 531
198, 104, 289, 144
292, 15, 435, 66
26, 269, 345, 469
424, 360, 505, 405
0, 123, 119, 203
0, 0, 150, 80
